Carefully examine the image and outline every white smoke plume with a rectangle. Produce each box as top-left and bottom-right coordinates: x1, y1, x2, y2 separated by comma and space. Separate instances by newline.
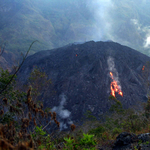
51, 93, 73, 130
144, 37, 150, 48
52, 94, 71, 119
107, 56, 122, 90
86, 0, 114, 41
131, 19, 150, 48
131, 19, 142, 31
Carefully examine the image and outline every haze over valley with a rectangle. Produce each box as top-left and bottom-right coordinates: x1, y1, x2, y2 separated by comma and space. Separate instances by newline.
1, 0, 150, 56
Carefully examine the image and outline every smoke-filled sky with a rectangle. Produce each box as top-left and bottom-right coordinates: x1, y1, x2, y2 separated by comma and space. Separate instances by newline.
1, 0, 150, 54
50, 0, 115, 41
84, 0, 114, 41
47, 0, 150, 51
28, 0, 150, 50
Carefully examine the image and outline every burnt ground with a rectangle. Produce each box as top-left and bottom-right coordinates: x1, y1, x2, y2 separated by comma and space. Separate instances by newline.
17, 41, 150, 129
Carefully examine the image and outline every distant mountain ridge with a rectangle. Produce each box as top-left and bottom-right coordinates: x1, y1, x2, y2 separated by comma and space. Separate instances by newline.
17, 41, 150, 129
0, 50, 17, 71
1, 0, 150, 55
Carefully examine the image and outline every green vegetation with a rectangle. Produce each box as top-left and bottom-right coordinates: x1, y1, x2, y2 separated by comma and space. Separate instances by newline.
1, 46, 150, 149
1, 68, 150, 149
1, 0, 150, 55
27, 66, 52, 102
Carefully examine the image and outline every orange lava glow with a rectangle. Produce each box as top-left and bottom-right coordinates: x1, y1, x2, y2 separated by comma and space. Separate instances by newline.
110, 72, 123, 97
142, 66, 145, 71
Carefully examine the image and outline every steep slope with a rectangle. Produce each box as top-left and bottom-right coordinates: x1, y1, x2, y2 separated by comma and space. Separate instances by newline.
0, 0, 94, 53
0, 0, 56, 53
17, 41, 150, 128
0, 50, 17, 71
1, 0, 150, 55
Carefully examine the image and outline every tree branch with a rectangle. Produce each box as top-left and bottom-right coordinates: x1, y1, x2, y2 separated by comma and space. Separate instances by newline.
0, 40, 38, 94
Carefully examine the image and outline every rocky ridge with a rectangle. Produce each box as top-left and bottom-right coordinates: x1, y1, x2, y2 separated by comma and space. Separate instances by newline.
17, 41, 150, 129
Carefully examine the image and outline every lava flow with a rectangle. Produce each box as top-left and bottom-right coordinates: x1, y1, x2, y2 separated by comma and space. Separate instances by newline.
142, 66, 145, 71
109, 72, 123, 97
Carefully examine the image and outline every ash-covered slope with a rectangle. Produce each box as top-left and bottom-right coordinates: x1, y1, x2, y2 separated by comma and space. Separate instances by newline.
17, 41, 150, 127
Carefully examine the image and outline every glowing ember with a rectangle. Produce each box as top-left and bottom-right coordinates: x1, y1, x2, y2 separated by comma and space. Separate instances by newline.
109, 72, 123, 97
142, 66, 145, 71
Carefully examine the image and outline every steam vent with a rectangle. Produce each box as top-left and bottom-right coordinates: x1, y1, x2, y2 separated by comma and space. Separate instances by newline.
18, 41, 150, 126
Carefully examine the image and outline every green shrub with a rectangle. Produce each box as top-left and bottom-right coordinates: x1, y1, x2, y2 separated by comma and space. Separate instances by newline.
63, 137, 74, 150
109, 99, 124, 114
112, 127, 122, 137
88, 125, 105, 137
79, 133, 97, 147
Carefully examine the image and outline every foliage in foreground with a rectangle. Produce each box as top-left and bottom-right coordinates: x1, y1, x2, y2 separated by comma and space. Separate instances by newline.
1, 67, 150, 149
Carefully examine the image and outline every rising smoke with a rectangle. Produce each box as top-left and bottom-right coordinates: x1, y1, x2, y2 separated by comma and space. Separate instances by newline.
51, 93, 73, 130
131, 19, 150, 48
84, 0, 150, 52
3, 0, 150, 55
86, 0, 114, 41
107, 56, 122, 90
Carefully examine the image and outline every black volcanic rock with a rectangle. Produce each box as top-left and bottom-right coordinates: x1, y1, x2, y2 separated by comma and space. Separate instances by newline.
113, 132, 138, 149
17, 41, 150, 127
112, 132, 150, 150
